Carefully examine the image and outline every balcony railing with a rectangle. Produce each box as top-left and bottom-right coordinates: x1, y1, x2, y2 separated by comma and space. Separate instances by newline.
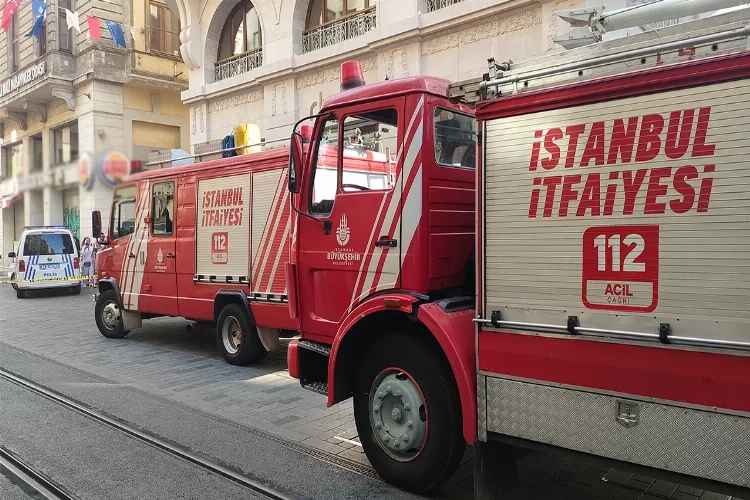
303, 7, 377, 53
214, 48, 263, 82
426, 0, 466, 12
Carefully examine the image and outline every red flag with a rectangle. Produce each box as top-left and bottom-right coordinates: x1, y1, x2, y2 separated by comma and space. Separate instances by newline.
1, 0, 21, 33
87, 15, 101, 40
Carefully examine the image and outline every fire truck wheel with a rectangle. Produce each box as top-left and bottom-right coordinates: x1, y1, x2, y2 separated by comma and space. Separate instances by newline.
354, 333, 464, 494
216, 303, 268, 365
95, 290, 130, 339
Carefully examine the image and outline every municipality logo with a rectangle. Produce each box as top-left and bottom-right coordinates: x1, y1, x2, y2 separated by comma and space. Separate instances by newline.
157, 248, 164, 263
336, 214, 350, 246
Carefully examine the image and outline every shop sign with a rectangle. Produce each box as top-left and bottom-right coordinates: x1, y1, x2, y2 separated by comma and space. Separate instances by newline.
79, 152, 94, 190
0, 62, 46, 98
98, 151, 130, 188
17, 171, 50, 191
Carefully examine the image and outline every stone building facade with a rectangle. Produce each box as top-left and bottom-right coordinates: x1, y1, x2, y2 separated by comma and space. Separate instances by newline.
165, 0, 702, 149
0, 0, 190, 274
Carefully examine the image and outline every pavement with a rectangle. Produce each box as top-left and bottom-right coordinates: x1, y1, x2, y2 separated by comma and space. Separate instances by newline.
0, 285, 746, 500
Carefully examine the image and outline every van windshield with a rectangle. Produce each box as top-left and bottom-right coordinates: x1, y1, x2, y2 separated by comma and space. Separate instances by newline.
22, 233, 75, 256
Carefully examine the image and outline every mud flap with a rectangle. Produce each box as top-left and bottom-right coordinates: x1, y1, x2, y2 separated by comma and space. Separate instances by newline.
257, 326, 280, 351
473, 440, 520, 500
122, 310, 143, 331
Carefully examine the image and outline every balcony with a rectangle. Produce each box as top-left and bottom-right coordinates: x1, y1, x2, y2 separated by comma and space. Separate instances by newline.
425, 0, 466, 11
303, 7, 377, 53
214, 48, 263, 83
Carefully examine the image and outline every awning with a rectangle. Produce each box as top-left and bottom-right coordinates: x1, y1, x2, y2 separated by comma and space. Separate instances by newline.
0, 193, 21, 209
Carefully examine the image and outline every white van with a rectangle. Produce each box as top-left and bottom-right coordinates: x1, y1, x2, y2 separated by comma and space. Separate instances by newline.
8, 226, 81, 298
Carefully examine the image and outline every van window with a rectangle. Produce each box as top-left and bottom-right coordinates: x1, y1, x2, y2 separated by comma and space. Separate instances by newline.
23, 233, 75, 256
111, 185, 137, 240
434, 107, 476, 168
151, 181, 175, 236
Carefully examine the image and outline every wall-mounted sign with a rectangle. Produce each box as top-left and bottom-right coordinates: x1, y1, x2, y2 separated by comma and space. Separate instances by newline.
98, 151, 130, 188
0, 61, 46, 98
79, 152, 94, 190
51, 167, 65, 188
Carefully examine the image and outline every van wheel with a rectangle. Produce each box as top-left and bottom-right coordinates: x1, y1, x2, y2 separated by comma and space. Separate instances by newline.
16, 289, 25, 299
95, 290, 130, 339
71, 284, 81, 295
10, 272, 18, 291
216, 303, 268, 365
353, 333, 465, 494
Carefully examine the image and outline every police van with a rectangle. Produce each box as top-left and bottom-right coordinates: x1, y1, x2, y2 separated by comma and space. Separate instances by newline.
8, 226, 81, 298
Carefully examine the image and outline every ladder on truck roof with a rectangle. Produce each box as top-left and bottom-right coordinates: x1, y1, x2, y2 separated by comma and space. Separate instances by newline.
448, 1, 750, 105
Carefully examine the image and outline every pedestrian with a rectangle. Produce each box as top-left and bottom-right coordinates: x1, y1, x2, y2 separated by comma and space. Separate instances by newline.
80, 237, 95, 287
71, 230, 81, 254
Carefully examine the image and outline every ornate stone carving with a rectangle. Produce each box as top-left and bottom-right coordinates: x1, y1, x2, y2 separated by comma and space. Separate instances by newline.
199, 106, 204, 132
51, 86, 76, 111
3, 110, 27, 130
361, 57, 377, 73
422, 10, 542, 55
179, 26, 202, 70
386, 49, 409, 80
208, 90, 264, 113
297, 57, 378, 89
191, 107, 196, 134
23, 100, 47, 123
281, 82, 287, 114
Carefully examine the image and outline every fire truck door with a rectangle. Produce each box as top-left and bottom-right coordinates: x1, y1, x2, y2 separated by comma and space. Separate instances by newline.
143, 179, 178, 316
298, 101, 404, 338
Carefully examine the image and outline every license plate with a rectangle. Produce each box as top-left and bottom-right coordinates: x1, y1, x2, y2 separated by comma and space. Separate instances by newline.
39, 264, 60, 270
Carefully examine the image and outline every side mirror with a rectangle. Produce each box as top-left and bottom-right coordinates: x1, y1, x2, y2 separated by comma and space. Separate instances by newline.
8, 252, 16, 258
288, 132, 304, 194
92, 211, 102, 239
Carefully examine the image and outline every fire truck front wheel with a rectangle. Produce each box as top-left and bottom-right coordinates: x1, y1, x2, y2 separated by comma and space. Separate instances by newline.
216, 303, 268, 365
95, 290, 130, 339
354, 333, 464, 494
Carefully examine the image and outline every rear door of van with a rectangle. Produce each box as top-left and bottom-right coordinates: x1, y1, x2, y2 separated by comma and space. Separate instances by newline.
21, 232, 77, 283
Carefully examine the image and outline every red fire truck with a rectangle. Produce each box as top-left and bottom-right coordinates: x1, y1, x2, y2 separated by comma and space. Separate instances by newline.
93, 3, 749, 497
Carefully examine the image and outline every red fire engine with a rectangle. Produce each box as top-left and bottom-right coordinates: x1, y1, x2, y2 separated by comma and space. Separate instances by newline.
93, 2, 750, 497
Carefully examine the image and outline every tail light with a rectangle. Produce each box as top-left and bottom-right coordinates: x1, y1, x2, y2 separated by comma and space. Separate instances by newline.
73, 257, 79, 269
18, 259, 25, 272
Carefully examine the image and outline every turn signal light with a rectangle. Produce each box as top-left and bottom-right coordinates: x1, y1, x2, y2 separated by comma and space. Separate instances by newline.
18, 259, 25, 272
73, 257, 79, 269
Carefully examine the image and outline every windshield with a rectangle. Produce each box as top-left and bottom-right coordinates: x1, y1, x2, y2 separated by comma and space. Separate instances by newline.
22, 233, 75, 256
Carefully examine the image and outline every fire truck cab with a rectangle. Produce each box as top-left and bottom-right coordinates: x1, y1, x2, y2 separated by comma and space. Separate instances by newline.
285, 62, 478, 492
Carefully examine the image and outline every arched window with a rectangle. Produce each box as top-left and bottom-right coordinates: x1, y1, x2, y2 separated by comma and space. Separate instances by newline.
306, 0, 375, 29
218, 0, 262, 61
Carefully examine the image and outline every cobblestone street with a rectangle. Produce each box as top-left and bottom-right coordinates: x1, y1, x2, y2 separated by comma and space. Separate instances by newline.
1, 285, 746, 500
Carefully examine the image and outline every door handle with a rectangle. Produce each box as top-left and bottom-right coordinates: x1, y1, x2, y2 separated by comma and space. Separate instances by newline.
128, 253, 136, 258
166, 253, 175, 259
375, 238, 397, 248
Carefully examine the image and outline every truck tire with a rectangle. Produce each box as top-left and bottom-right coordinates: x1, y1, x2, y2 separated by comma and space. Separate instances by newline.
216, 303, 268, 365
353, 332, 465, 494
95, 290, 130, 339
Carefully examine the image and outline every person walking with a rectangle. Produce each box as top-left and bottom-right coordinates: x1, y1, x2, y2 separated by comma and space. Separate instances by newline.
80, 237, 95, 287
